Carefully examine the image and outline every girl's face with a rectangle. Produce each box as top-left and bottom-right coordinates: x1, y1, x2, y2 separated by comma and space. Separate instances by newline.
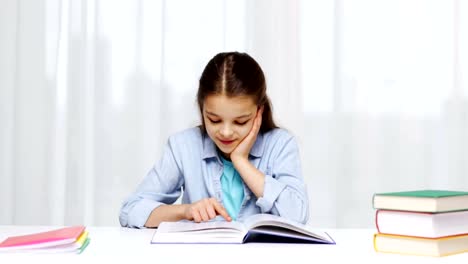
203, 94, 258, 159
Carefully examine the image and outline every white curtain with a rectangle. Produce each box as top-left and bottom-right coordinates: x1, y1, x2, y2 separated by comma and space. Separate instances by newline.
1, 0, 467, 227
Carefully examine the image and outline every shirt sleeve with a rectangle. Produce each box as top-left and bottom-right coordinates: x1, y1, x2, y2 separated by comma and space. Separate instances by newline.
119, 136, 184, 228
255, 135, 310, 224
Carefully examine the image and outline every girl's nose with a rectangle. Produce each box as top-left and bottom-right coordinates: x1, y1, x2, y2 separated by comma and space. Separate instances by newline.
220, 124, 234, 138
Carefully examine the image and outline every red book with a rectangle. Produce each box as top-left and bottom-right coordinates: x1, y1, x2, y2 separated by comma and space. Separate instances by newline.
375, 209, 468, 238
0, 226, 86, 249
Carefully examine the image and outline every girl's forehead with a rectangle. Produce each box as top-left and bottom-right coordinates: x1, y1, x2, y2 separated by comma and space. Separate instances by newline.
204, 94, 255, 106
203, 95, 256, 116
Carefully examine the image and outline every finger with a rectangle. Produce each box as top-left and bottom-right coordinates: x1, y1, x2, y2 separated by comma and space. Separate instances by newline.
255, 114, 262, 131
192, 210, 202, 223
257, 106, 264, 124
212, 201, 232, 221
252, 113, 262, 135
247, 112, 261, 138
206, 204, 217, 219
258, 106, 264, 122
199, 207, 210, 222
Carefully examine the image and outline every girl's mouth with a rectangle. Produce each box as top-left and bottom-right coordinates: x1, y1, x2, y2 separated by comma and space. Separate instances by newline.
219, 139, 234, 145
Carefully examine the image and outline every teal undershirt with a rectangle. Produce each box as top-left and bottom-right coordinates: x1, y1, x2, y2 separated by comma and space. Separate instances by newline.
220, 156, 245, 221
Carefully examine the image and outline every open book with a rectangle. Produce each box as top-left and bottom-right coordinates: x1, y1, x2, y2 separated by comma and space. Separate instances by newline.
151, 214, 335, 244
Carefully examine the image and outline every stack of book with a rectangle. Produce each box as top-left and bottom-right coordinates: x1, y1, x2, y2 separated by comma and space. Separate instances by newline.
0, 226, 90, 254
372, 190, 468, 257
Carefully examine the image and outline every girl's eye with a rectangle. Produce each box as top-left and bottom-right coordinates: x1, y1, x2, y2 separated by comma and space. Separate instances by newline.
209, 119, 221, 124
235, 121, 248, 125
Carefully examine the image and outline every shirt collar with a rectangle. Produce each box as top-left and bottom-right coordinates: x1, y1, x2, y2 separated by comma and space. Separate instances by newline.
202, 132, 264, 160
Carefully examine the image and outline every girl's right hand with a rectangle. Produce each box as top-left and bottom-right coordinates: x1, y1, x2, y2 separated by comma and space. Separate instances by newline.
184, 198, 232, 222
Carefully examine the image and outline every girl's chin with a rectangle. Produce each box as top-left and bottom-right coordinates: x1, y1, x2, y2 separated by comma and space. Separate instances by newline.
217, 145, 236, 155
218, 147, 233, 154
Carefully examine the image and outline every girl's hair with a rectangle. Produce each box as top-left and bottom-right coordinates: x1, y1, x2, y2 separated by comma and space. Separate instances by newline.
197, 52, 278, 133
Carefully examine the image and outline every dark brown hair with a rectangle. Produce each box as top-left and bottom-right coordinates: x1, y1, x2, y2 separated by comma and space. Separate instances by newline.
197, 52, 277, 134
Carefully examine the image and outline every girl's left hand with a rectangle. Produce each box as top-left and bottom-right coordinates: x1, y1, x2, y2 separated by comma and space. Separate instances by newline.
231, 106, 264, 162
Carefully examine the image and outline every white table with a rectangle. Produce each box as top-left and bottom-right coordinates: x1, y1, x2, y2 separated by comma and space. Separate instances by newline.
0, 226, 467, 263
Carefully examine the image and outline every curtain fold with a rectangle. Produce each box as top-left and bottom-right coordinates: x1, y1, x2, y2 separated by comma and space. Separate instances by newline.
0, 0, 18, 225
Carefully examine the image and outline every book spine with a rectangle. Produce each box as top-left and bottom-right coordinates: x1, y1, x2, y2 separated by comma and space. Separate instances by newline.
372, 234, 379, 252
375, 210, 381, 233
371, 193, 377, 209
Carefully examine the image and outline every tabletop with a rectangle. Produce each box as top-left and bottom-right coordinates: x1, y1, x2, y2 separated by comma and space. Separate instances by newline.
0, 226, 467, 263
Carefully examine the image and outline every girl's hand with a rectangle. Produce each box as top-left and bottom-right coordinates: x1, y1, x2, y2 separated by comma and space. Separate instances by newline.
184, 198, 232, 222
231, 106, 264, 162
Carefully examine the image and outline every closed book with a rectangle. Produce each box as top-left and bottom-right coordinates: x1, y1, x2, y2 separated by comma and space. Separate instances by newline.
372, 190, 468, 213
373, 233, 468, 257
0, 226, 89, 254
376, 209, 468, 238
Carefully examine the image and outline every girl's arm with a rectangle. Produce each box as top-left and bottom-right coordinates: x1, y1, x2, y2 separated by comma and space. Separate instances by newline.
231, 107, 309, 223
231, 157, 265, 198
257, 135, 309, 224
120, 130, 232, 228
231, 106, 265, 197
144, 204, 188, 227
119, 137, 183, 228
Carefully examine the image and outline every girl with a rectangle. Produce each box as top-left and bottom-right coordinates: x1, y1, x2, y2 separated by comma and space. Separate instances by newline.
119, 52, 309, 228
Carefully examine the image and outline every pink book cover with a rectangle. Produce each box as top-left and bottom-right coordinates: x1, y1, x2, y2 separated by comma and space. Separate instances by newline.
0, 226, 85, 248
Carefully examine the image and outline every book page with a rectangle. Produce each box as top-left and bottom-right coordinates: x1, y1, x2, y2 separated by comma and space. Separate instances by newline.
242, 214, 299, 230
157, 220, 246, 234
152, 220, 248, 244
242, 214, 332, 242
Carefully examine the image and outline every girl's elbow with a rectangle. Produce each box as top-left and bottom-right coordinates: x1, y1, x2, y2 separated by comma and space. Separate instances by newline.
279, 191, 309, 224
290, 198, 309, 224
299, 202, 310, 224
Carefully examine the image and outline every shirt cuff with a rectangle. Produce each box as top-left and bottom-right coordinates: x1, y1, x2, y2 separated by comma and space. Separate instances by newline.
128, 198, 162, 228
256, 175, 286, 213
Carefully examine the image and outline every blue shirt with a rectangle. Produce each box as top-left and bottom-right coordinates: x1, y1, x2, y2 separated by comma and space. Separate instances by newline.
220, 156, 244, 220
119, 127, 309, 228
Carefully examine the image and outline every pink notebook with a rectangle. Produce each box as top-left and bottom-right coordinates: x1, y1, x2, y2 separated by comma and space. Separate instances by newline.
0, 226, 85, 249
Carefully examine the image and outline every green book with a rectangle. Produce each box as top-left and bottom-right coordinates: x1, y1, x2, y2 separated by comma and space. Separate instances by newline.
372, 190, 468, 213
